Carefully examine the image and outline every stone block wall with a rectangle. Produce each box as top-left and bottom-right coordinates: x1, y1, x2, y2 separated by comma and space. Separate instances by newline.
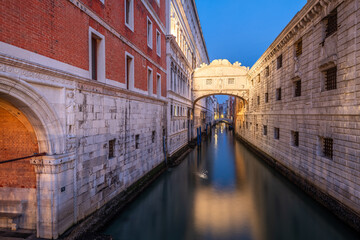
236, 0, 360, 215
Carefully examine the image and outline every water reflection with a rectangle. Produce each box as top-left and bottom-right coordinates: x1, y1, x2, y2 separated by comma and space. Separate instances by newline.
103, 124, 359, 240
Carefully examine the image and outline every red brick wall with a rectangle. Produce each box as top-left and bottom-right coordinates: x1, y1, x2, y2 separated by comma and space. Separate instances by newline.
0, 107, 37, 188
0, 0, 167, 96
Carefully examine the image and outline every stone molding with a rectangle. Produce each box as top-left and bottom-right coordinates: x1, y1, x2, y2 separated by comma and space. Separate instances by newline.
249, 0, 343, 76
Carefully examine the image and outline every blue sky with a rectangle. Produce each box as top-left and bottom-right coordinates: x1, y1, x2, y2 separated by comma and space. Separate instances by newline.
195, 0, 307, 103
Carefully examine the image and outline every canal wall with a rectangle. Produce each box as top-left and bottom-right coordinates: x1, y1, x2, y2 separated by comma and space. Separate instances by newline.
235, 0, 360, 231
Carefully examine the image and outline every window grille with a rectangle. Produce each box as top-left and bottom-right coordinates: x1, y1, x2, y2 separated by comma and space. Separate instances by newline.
206, 79, 212, 85
265, 66, 270, 77
135, 135, 140, 149
295, 39, 302, 57
294, 80, 301, 97
277, 54, 283, 69
325, 67, 337, 90
323, 138, 333, 159
292, 131, 299, 147
274, 127, 280, 139
152, 131, 155, 143
228, 78, 235, 84
326, 9, 337, 38
263, 125, 267, 136
108, 139, 115, 158
276, 88, 282, 101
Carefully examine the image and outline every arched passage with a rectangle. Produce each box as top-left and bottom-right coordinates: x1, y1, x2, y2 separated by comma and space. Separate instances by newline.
0, 73, 66, 234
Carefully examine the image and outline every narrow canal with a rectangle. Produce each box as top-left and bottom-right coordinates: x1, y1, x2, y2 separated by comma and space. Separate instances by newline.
103, 124, 359, 240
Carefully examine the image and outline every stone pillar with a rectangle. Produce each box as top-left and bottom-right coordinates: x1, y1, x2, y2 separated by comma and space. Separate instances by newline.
30, 153, 75, 239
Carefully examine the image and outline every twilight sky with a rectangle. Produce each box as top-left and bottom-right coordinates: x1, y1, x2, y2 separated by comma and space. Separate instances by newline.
195, 0, 307, 103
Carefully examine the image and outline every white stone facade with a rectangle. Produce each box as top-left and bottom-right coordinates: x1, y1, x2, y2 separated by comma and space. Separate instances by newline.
166, 0, 210, 155
0, 48, 166, 238
235, 0, 360, 218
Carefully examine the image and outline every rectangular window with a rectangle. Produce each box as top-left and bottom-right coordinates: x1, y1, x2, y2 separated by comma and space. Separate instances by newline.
108, 139, 115, 158
256, 124, 258, 132
274, 127, 280, 140
265, 66, 270, 77
277, 54, 283, 69
326, 9, 337, 38
294, 80, 301, 97
91, 35, 98, 80
206, 79, 213, 85
125, 53, 134, 90
276, 88, 282, 101
135, 134, 140, 149
265, 93, 268, 103
157, 74, 161, 98
257, 96, 260, 105
323, 137, 333, 159
325, 67, 337, 91
228, 78, 235, 84
156, 30, 161, 56
291, 131, 299, 147
170, 104, 173, 117
263, 125, 267, 136
152, 131, 156, 143
295, 38, 302, 57
147, 68, 153, 95
125, 0, 134, 30
257, 74, 260, 83
246, 122, 248, 129
147, 18, 153, 48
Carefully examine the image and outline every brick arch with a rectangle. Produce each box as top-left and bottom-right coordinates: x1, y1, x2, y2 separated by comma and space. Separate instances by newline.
0, 100, 38, 188
0, 73, 65, 155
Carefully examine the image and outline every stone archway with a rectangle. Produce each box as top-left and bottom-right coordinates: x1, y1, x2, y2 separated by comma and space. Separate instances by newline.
193, 59, 250, 104
0, 73, 71, 238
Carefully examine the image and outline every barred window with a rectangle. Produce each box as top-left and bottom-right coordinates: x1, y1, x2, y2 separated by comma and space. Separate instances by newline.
265, 66, 270, 77
265, 93, 269, 103
295, 38, 302, 57
274, 127, 280, 139
323, 137, 333, 159
108, 139, 115, 158
277, 54, 283, 69
291, 131, 299, 147
325, 67, 337, 91
294, 80, 301, 97
326, 9, 337, 38
206, 79, 213, 85
276, 88, 282, 101
263, 125, 267, 136
135, 134, 140, 149
152, 131, 156, 143
228, 78, 235, 84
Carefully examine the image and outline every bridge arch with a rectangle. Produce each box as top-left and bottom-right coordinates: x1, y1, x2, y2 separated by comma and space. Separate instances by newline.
193, 59, 250, 104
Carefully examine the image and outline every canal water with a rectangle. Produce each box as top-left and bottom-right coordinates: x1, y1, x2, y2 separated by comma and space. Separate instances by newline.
103, 124, 359, 240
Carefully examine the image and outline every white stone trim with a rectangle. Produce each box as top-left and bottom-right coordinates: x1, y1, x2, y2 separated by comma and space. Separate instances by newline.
156, 29, 161, 57
125, 0, 134, 32
141, 0, 166, 34
147, 66, 153, 96
67, 0, 166, 74
0, 41, 89, 78
125, 51, 135, 90
147, 17, 153, 49
89, 27, 106, 83
156, 73, 161, 98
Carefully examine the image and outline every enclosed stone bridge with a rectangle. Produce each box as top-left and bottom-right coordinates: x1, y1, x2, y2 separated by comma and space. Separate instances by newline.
192, 59, 250, 105
215, 118, 233, 125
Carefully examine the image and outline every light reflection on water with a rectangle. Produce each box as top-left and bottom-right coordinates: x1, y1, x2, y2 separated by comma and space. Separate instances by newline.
103, 124, 359, 240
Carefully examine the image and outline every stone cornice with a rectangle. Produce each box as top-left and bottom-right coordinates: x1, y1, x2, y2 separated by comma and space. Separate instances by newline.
249, 0, 339, 77
0, 53, 168, 105
167, 34, 193, 71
